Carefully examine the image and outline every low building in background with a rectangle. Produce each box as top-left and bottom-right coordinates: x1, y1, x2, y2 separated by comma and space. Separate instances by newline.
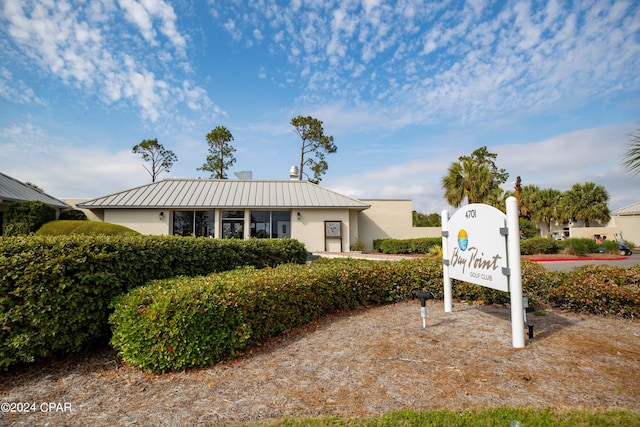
74, 177, 439, 252
0, 172, 69, 234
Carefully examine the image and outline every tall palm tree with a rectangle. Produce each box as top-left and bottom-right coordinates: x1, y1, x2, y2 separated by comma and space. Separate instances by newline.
442, 157, 493, 207
519, 184, 541, 219
531, 188, 562, 237
485, 187, 508, 212
559, 182, 610, 227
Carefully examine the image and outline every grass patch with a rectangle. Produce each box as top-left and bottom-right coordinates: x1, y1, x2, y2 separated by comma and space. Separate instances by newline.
252, 408, 640, 426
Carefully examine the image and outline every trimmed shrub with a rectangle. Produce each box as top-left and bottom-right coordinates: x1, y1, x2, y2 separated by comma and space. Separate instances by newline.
58, 209, 88, 220
2, 201, 56, 236
601, 239, 620, 254
520, 238, 559, 255
110, 256, 640, 373
109, 275, 253, 372
110, 255, 640, 372
377, 237, 442, 254
0, 235, 307, 370
36, 220, 139, 236
547, 265, 640, 317
558, 238, 599, 256
110, 257, 445, 372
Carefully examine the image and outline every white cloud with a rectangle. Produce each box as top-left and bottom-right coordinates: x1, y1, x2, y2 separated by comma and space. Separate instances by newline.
1, 0, 209, 123
324, 123, 640, 214
0, 122, 149, 198
0, 67, 44, 105
205, 0, 640, 130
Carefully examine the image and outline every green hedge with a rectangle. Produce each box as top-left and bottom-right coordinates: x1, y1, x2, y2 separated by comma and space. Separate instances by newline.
113, 258, 639, 373
520, 238, 609, 256
110, 257, 445, 372
520, 238, 560, 255
374, 237, 442, 254
2, 201, 56, 236
58, 209, 87, 220
0, 235, 307, 370
36, 220, 139, 236
110, 257, 640, 373
548, 265, 640, 316
558, 238, 600, 256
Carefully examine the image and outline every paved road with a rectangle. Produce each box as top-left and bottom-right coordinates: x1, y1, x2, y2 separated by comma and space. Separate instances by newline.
535, 253, 640, 272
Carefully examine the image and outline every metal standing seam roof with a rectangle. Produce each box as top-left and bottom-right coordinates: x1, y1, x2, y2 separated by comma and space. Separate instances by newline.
76, 179, 371, 210
0, 172, 69, 208
612, 201, 640, 216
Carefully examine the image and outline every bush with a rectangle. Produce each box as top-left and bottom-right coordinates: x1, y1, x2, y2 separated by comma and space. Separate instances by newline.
36, 220, 139, 236
519, 218, 539, 239
58, 209, 88, 220
601, 239, 620, 254
547, 265, 640, 317
558, 238, 599, 256
110, 256, 640, 373
2, 201, 56, 236
110, 258, 445, 372
520, 238, 559, 255
377, 237, 442, 254
0, 235, 307, 370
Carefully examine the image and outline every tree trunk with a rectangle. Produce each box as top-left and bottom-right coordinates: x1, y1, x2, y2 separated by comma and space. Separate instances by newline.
299, 142, 305, 180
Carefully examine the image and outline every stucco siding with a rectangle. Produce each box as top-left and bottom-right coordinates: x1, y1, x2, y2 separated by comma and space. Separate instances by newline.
64, 199, 104, 221
104, 209, 169, 235
358, 199, 440, 251
292, 208, 352, 252
608, 215, 640, 245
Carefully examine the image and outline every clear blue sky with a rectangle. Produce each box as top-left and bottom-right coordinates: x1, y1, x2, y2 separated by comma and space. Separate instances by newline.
1, 0, 639, 214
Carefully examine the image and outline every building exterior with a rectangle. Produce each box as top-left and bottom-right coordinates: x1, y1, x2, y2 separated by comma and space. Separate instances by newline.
0, 172, 68, 233
75, 178, 439, 252
607, 202, 640, 245
545, 201, 639, 246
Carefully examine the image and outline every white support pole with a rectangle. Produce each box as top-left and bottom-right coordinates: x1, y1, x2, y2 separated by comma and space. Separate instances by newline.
441, 209, 452, 313
506, 197, 525, 348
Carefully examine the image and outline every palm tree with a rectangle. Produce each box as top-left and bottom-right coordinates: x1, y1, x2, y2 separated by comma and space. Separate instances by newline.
621, 123, 640, 176
442, 157, 493, 207
559, 182, 610, 227
485, 187, 508, 212
531, 188, 562, 237
519, 184, 541, 219
442, 146, 509, 208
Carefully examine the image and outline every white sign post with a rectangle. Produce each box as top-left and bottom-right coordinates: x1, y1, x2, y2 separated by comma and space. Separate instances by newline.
442, 196, 525, 348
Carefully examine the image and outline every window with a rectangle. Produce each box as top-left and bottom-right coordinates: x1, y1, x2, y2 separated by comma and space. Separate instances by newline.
173, 211, 194, 236
250, 211, 271, 238
250, 211, 291, 238
173, 211, 215, 237
222, 210, 244, 239
271, 211, 291, 238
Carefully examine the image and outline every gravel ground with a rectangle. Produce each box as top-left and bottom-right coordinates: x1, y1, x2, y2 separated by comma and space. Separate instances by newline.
2, 300, 639, 426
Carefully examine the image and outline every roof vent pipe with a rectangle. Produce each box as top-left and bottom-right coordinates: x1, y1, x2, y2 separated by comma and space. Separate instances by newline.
289, 166, 299, 180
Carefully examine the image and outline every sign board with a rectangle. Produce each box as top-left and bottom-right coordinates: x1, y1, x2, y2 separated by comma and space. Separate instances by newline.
442, 197, 525, 348
445, 203, 508, 292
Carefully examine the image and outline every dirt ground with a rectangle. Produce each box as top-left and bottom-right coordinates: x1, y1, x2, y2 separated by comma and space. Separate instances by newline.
2, 300, 639, 426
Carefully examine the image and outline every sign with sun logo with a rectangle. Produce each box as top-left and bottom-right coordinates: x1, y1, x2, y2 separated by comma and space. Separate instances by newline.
445, 204, 509, 292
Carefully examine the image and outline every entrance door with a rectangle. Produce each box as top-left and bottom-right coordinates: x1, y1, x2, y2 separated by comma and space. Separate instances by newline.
222, 220, 244, 238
